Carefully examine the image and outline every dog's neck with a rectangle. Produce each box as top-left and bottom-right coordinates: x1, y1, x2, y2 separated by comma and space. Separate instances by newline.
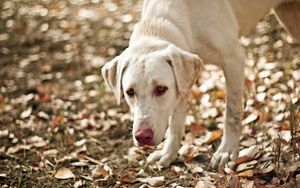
129, 18, 191, 51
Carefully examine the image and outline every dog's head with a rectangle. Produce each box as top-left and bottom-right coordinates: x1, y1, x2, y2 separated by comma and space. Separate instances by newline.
102, 40, 202, 146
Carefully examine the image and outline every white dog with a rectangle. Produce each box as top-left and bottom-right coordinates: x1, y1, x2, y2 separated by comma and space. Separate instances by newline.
102, 0, 300, 168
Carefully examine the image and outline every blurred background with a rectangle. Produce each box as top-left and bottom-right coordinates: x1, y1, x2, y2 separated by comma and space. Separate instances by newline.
0, 0, 299, 187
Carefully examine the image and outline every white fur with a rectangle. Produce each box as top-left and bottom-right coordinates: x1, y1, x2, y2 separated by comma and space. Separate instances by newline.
102, 0, 297, 168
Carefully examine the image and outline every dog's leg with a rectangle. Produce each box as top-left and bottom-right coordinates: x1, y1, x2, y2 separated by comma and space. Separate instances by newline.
211, 45, 245, 168
147, 99, 186, 166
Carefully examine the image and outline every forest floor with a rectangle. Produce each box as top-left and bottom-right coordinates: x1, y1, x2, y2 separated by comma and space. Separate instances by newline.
0, 0, 300, 187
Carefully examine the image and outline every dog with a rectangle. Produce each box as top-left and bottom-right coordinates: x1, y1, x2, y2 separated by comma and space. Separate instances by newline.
101, 0, 300, 168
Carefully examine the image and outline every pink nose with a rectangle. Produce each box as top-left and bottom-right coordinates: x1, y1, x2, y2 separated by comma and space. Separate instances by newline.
135, 128, 154, 145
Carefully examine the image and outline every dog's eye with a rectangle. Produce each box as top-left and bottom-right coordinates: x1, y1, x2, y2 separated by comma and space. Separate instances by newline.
126, 88, 135, 97
154, 85, 168, 97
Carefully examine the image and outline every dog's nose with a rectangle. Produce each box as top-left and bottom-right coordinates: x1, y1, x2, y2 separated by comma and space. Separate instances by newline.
135, 128, 154, 145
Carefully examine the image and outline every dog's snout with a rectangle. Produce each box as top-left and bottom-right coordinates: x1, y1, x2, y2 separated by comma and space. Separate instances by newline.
135, 128, 154, 145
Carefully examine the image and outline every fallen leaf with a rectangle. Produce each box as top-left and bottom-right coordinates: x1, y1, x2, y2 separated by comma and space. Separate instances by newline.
204, 130, 223, 144
236, 160, 258, 172
119, 171, 137, 184
189, 123, 206, 136
241, 179, 254, 188
215, 90, 225, 99
195, 179, 215, 188
171, 166, 184, 174
0, 174, 7, 178
238, 169, 254, 177
228, 175, 240, 188
43, 149, 58, 157
73, 180, 84, 188
84, 75, 100, 83
137, 176, 164, 187
74, 139, 86, 147
256, 164, 275, 174
70, 161, 89, 167
0, 129, 9, 138
21, 107, 32, 119
238, 145, 259, 158
242, 114, 258, 125
55, 167, 75, 179
191, 167, 204, 174
235, 156, 254, 166
92, 166, 109, 177
7, 144, 32, 154
52, 115, 62, 127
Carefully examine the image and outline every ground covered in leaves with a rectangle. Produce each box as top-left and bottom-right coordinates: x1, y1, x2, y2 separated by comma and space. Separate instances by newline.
0, 0, 300, 187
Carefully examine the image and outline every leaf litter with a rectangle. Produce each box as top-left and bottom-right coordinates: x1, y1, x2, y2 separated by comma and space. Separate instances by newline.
0, 0, 299, 187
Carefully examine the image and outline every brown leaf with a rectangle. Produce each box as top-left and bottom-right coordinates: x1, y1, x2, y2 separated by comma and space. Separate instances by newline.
119, 171, 137, 184
55, 167, 75, 179
204, 130, 223, 144
191, 88, 203, 98
238, 169, 254, 178
235, 156, 254, 166
215, 90, 225, 100
92, 166, 109, 177
39, 93, 51, 103
52, 115, 62, 127
189, 123, 206, 136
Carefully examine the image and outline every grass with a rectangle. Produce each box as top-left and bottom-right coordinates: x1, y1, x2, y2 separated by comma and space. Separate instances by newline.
289, 101, 300, 160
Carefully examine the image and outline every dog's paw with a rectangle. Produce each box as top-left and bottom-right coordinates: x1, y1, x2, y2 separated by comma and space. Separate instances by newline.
210, 142, 238, 169
147, 150, 177, 167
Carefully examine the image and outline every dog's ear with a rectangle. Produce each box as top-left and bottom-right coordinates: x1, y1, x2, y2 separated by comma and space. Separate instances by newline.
164, 44, 203, 97
101, 56, 128, 105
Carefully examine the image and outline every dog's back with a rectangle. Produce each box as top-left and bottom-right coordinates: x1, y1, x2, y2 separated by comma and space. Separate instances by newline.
275, 1, 300, 42
228, 0, 300, 40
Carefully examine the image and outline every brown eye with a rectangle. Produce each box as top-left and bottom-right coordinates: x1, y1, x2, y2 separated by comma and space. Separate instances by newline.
126, 88, 135, 97
154, 85, 168, 97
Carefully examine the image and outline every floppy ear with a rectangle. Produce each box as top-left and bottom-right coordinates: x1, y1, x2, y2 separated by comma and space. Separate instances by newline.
101, 56, 128, 105
164, 44, 203, 97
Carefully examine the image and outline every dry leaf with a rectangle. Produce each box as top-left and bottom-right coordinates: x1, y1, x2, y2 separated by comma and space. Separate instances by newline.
242, 114, 258, 125
84, 75, 100, 83
235, 156, 254, 166
71, 161, 89, 167
236, 160, 258, 172
7, 144, 32, 154
74, 139, 86, 147
119, 171, 137, 184
238, 145, 259, 158
55, 167, 75, 179
228, 175, 240, 188
0, 174, 7, 178
241, 179, 254, 188
204, 130, 223, 144
0, 129, 9, 138
189, 123, 206, 136
73, 180, 84, 188
195, 179, 215, 188
92, 166, 109, 177
238, 169, 254, 177
215, 90, 225, 99
137, 176, 165, 187
43, 149, 58, 157
21, 107, 32, 119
